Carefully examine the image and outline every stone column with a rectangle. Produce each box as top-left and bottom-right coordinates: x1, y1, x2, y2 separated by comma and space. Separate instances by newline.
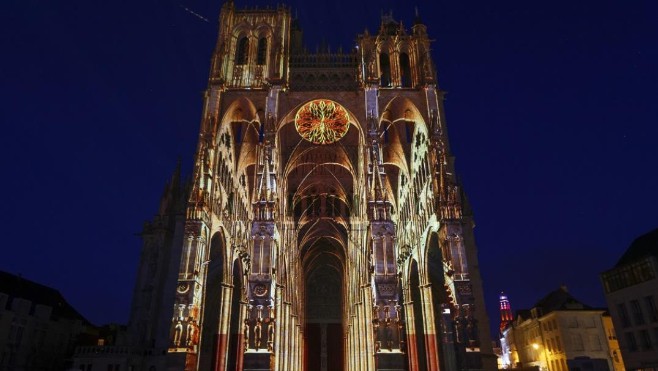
362, 284, 375, 371
272, 285, 283, 370
214, 283, 233, 371
420, 284, 440, 371
404, 300, 418, 371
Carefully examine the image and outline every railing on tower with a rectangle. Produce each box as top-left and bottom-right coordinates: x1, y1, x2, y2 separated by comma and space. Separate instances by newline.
289, 50, 359, 91
229, 64, 267, 89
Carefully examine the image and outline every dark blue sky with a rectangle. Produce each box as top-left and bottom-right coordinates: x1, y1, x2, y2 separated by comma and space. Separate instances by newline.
2, 0, 657, 339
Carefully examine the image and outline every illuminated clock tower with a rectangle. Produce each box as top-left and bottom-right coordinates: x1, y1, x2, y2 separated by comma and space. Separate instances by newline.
128, 1, 495, 370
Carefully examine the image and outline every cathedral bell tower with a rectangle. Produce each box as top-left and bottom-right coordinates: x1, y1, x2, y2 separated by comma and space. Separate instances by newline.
128, 2, 495, 371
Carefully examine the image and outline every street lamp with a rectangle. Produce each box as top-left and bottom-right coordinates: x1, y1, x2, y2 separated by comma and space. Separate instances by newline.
531, 343, 549, 371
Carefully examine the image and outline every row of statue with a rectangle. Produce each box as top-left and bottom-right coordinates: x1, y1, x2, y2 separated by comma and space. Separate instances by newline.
244, 304, 275, 352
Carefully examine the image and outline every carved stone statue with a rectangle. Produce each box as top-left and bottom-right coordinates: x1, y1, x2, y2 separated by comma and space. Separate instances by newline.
254, 319, 262, 349
267, 320, 275, 352
173, 321, 183, 347
243, 318, 250, 351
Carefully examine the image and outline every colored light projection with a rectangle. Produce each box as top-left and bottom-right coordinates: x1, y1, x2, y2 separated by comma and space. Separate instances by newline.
294, 99, 350, 145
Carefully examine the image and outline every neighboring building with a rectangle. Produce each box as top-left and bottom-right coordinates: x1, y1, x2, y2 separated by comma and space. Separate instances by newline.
500, 317, 521, 369
0, 270, 94, 370
500, 286, 621, 371
72, 324, 133, 371
94, 1, 497, 370
601, 228, 658, 371
602, 313, 625, 371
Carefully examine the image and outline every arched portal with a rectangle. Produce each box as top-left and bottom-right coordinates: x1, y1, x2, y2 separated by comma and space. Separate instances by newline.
409, 260, 427, 371
227, 259, 244, 371
427, 232, 458, 370
277, 100, 362, 371
303, 239, 345, 371
198, 233, 224, 371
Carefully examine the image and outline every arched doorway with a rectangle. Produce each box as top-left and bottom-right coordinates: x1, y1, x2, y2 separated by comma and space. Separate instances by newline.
197, 234, 245, 371
303, 239, 345, 371
198, 233, 224, 371
409, 260, 427, 371
427, 232, 457, 370
276, 99, 361, 371
226, 259, 244, 371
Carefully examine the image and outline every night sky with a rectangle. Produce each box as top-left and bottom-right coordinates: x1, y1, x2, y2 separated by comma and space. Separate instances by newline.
2, 0, 657, 340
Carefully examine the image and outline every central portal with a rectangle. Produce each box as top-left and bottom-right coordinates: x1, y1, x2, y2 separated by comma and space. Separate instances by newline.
303, 241, 345, 371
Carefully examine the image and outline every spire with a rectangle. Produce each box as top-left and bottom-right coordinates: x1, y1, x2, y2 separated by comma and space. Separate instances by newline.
256, 145, 272, 202
171, 157, 182, 189
412, 6, 427, 36
158, 160, 184, 215
414, 6, 423, 25
366, 113, 392, 221
253, 136, 276, 221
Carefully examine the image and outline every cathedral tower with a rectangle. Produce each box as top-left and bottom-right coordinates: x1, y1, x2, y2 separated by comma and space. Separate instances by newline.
499, 292, 513, 335
129, 2, 495, 370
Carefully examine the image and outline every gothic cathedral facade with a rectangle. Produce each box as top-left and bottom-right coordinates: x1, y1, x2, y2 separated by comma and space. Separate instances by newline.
129, 2, 495, 370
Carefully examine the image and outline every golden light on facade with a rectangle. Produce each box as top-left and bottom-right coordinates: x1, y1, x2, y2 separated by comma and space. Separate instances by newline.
294, 99, 350, 145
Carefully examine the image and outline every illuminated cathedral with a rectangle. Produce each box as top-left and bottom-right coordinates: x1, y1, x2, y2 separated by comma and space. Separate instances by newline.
127, 1, 495, 370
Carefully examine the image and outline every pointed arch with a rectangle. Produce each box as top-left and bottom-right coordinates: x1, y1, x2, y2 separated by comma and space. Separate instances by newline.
256, 37, 268, 65
408, 259, 428, 371
223, 99, 259, 159
235, 36, 249, 65
226, 258, 246, 370
198, 231, 227, 370
379, 52, 391, 87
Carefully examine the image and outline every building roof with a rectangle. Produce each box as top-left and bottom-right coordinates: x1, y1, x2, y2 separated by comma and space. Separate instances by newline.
616, 228, 658, 267
511, 286, 598, 325
533, 285, 592, 313
0, 270, 88, 322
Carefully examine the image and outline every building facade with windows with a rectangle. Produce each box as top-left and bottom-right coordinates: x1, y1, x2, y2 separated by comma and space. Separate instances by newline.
601, 228, 658, 371
499, 286, 622, 371
0, 271, 94, 371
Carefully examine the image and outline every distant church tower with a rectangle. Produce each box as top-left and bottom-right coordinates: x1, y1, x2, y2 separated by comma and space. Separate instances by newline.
128, 1, 495, 370
499, 292, 513, 334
